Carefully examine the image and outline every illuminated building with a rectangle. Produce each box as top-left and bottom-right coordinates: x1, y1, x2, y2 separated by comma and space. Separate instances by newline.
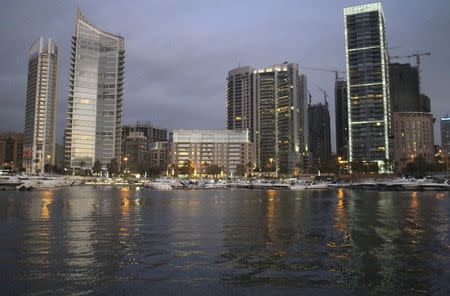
23, 37, 58, 173
65, 9, 124, 171
344, 2, 391, 171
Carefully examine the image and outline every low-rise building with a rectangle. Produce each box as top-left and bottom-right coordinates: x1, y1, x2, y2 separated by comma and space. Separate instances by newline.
170, 129, 253, 177
123, 132, 148, 173
393, 112, 434, 169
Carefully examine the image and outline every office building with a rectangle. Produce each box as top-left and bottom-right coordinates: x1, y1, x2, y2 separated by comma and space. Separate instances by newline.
23, 37, 58, 173
393, 112, 434, 168
170, 129, 253, 177
442, 116, 450, 155
308, 101, 331, 169
65, 9, 125, 171
0, 133, 24, 171
344, 3, 391, 171
335, 79, 348, 159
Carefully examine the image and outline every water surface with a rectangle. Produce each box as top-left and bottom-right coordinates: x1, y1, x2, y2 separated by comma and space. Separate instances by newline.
0, 187, 449, 295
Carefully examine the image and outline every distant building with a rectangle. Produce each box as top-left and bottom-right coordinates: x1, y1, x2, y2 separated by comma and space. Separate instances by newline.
335, 79, 348, 160
150, 141, 170, 173
442, 116, 450, 155
122, 121, 167, 171
393, 112, 434, 169
170, 129, 253, 177
308, 101, 331, 169
0, 133, 24, 171
123, 132, 148, 173
122, 121, 167, 152
23, 37, 58, 173
226, 67, 256, 138
344, 3, 391, 171
65, 9, 125, 172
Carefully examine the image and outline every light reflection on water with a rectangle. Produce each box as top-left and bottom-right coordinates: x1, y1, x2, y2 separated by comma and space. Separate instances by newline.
0, 187, 449, 295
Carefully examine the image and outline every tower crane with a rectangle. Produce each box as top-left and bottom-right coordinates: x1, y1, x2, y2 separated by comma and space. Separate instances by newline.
302, 66, 345, 80
317, 87, 328, 106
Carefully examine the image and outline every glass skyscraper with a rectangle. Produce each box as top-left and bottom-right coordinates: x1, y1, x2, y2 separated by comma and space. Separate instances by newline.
442, 116, 450, 156
65, 10, 125, 171
344, 2, 391, 170
23, 37, 58, 173
335, 79, 348, 159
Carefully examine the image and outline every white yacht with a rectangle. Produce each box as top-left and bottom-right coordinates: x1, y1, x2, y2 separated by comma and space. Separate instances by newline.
144, 178, 183, 190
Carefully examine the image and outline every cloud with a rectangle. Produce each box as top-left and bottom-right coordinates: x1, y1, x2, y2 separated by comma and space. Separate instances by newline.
1, 0, 449, 150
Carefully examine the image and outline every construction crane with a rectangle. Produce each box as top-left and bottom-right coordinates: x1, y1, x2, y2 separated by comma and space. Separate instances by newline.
302, 66, 345, 81
390, 51, 431, 92
317, 87, 328, 106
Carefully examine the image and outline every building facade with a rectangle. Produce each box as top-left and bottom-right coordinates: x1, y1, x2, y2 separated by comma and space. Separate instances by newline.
255, 63, 304, 175
0, 133, 24, 171
393, 112, 434, 169
65, 9, 125, 172
226, 67, 256, 137
123, 132, 148, 173
122, 121, 167, 152
344, 3, 391, 171
226, 63, 307, 176
442, 116, 450, 155
170, 129, 253, 177
308, 102, 331, 169
23, 37, 58, 173
335, 79, 348, 159
150, 141, 169, 173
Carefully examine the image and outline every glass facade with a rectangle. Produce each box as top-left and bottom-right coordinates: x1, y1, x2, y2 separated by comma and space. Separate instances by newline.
344, 3, 391, 169
442, 117, 450, 155
23, 37, 58, 173
65, 10, 124, 170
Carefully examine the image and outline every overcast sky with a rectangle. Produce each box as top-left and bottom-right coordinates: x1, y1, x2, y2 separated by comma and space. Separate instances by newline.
1, 0, 449, 151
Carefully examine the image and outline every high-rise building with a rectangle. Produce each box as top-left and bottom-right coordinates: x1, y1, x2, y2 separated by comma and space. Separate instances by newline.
390, 63, 420, 112
344, 3, 391, 171
442, 116, 450, 155
255, 62, 304, 175
65, 10, 125, 172
0, 133, 24, 171
308, 101, 331, 169
335, 79, 348, 159
390, 62, 431, 114
170, 129, 253, 177
226, 63, 307, 175
226, 67, 256, 136
23, 37, 58, 173
393, 112, 434, 169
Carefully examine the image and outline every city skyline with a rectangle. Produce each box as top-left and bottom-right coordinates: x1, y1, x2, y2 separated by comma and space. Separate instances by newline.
1, 0, 449, 151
